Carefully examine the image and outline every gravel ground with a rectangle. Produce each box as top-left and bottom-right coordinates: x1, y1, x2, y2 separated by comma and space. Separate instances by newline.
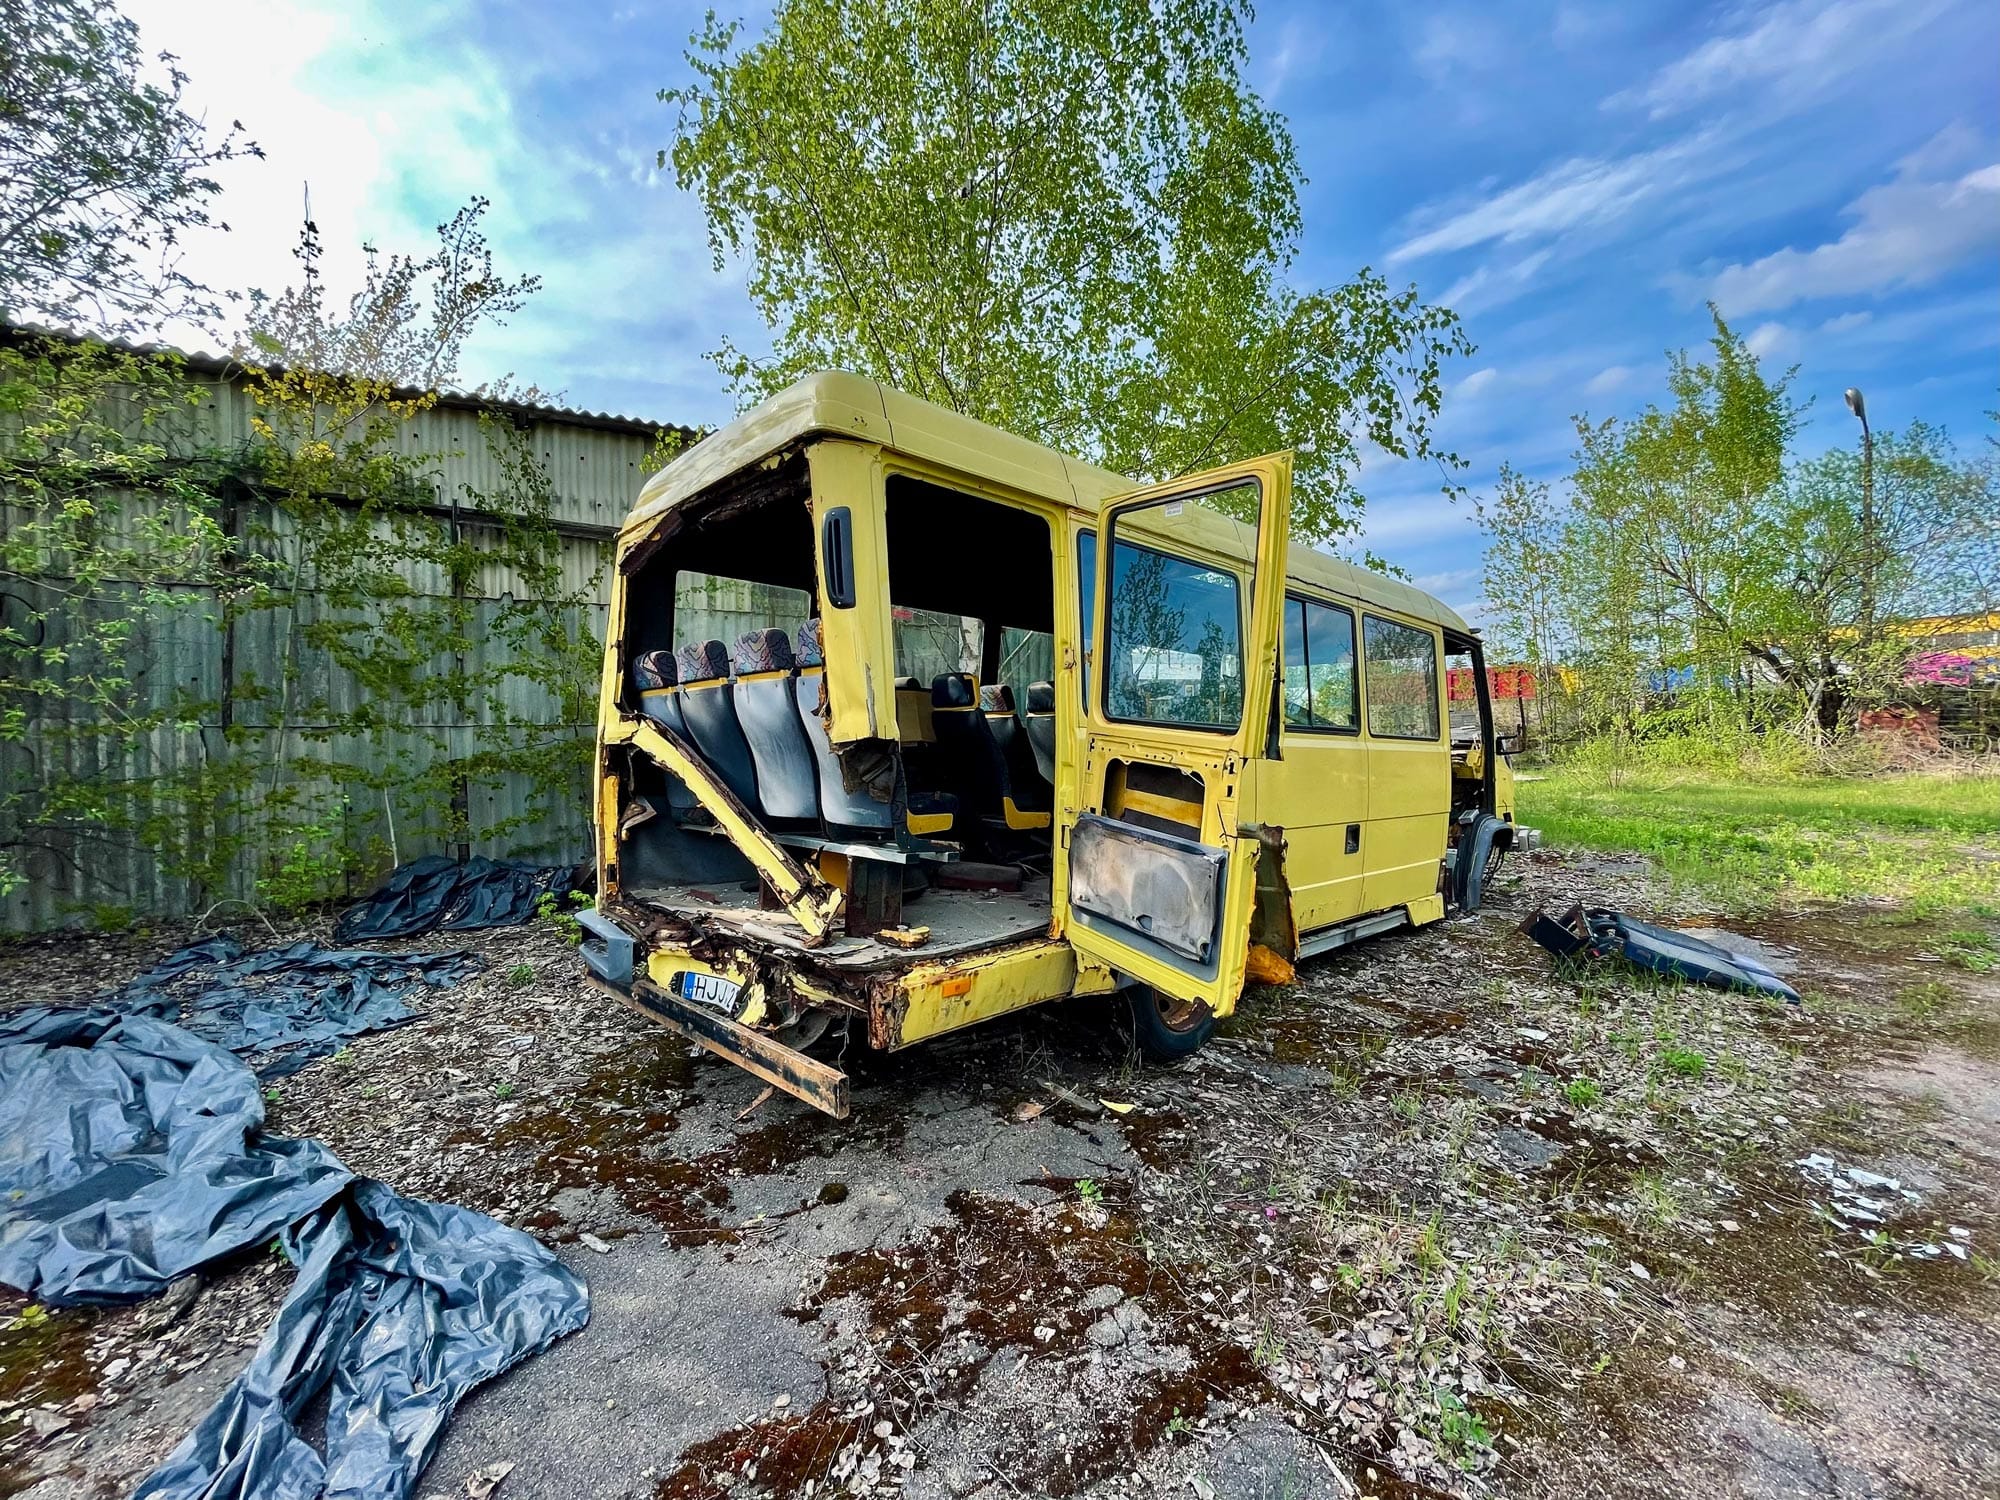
4, 847, 1998, 1500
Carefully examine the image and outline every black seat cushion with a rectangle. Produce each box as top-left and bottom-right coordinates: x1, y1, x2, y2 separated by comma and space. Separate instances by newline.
791, 622, 891, 835
1022, 680, 1059, 787
731, 629, 816, 822
932, 673, 977, 710
981, 683, 1048, 810
675, 638, 759, 806
630, 650, 697, 812
931, 673, 1005, 817
906, 789, 959, 839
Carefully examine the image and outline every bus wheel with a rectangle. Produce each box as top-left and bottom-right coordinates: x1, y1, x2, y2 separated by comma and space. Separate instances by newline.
1130, 987, 1217, 1061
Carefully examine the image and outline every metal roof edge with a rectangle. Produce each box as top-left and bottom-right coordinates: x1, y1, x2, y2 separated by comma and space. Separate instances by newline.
0, 318, 685, 441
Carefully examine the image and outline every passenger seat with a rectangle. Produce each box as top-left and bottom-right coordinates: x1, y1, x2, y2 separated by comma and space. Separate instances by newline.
982, 684, 1051, 829
675, 640, 760, 808
1022, 681, 1059, 788
630, 650, 699, 814
792, 620, 894, 837
732, 629, 819, 823
931, 673, 1005, 820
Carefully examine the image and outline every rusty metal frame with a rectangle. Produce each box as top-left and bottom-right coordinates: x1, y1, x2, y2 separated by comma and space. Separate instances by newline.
588, 976, 852, 1119
606, 713, 847, 945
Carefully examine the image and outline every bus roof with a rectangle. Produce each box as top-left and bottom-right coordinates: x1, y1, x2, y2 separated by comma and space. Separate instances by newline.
627, 370, 1471, 634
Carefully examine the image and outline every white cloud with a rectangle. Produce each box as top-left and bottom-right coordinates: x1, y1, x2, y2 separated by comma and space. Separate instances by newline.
1259, 16, 1323, 102
1438, 249, 1552, 313
121, 0, 550, 351
1584, 364, 1633, 396
1456, 367, 1499, 398
1744, 322, 1797, 360
1387, 133, 1719, 263
1819, 310, 1874, 334
1352, 490, 1477, 550
1411, 12, 1508, 84
117, 0, 750, 425
1708, 149, 2000, 314
1611, 0, 1947, 119
1412, 565, 1482, 598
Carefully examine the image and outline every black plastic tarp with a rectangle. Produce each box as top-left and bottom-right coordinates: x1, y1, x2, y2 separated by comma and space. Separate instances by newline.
102, 935, 478, 1079
333, 855, 575, 944
0, 1004, 589, 1500
0, 1007, 351, 1302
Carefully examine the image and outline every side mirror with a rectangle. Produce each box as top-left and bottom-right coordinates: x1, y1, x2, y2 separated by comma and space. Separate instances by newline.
1495, 733, 1521, 757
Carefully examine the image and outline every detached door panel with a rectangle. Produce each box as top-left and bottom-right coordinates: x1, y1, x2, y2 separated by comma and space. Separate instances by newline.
1060, 454, 1291, 1013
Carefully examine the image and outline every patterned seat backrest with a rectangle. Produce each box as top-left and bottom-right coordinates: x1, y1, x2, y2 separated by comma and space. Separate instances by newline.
734, 627, 796, 676
795, 618, 825, 670
676, 639, 732, 685
632, 649, 677, 692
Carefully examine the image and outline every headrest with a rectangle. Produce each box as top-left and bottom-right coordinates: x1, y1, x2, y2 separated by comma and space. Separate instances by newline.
631, 649, 678, 691
1025, 681, 1056, 714
676, 639, 732, 684
931, 672, 977, 709
980, 684, 1015, 714
734, 627, 795, 675
795, 617, 824, 668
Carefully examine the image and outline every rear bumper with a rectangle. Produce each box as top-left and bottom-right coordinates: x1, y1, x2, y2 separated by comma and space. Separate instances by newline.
586, 974, 851, 1118
583, 900, 1112, 1114
578, 907, 636, 988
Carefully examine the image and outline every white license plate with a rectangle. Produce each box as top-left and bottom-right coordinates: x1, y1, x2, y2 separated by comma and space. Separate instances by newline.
669, 969, 741, 1013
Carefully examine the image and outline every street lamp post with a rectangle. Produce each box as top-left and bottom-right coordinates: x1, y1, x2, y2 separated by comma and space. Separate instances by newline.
1844, 387, 1875, 636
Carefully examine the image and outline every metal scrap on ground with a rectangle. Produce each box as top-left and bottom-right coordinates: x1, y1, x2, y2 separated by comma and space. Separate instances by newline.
0, 1001, 589, 1500
1518, 903, 1803, 1002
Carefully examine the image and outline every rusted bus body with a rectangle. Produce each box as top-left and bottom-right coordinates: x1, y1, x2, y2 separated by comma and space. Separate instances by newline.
586, 374, 1526, 1115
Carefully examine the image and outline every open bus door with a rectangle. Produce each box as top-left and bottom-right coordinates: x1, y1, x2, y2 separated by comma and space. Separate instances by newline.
1061, 454, 1292, 1018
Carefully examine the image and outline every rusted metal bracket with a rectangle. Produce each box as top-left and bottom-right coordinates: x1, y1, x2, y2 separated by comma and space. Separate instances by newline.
612, 713, 846, 945
588, 976, 851, 1119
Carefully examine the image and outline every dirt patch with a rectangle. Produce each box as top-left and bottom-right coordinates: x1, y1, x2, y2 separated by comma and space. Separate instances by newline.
5, 849, 1999, 1498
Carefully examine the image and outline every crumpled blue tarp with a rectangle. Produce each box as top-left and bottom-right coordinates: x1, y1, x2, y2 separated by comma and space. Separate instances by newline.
333, 854, 574, 944
104, 935, 477, 1079
0, 1007, 350, 1302
0, 1002, 589, 1500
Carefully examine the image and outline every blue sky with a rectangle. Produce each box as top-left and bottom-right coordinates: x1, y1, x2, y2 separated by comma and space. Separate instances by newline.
128, 0, 1998, 619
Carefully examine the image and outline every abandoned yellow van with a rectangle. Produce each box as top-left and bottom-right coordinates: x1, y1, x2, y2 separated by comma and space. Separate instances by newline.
580, 373, 1529, 1116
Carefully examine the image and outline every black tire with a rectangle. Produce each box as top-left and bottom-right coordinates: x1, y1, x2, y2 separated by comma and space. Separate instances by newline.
1129, 985, 1217, 1061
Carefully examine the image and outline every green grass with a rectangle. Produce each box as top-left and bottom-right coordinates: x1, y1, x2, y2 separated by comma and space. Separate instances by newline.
1518, 766, 2000, 915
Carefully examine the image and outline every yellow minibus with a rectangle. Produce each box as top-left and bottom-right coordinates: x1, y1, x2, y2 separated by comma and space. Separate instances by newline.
581, 373, 1528, 1116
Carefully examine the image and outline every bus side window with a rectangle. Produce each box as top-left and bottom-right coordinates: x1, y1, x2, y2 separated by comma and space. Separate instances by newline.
1283, 596, 1358, 732
1362, 615, 1441, 740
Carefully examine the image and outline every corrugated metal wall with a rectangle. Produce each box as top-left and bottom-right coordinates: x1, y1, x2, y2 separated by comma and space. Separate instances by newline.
2, 362, 661, 931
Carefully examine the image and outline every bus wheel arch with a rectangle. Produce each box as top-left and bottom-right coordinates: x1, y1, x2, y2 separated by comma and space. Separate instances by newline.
1130, 985, 1218, 1060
